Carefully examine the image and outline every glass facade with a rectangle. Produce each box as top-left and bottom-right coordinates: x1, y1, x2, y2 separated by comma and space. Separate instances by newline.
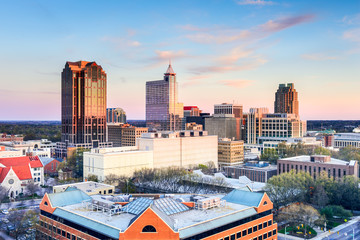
61, 61, 107, 145
146, 64, 183, 131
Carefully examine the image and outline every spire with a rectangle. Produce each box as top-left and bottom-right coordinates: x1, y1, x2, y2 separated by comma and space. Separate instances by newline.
165, 61, 175, 75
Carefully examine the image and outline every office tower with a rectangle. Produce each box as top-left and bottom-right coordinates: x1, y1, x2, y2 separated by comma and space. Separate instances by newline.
146, 64, 184, 131
214, 103, 243, 119
56, 61, 112, 158
218, 138, 244, 169
246, 107, 269, 144
274, 83, 299, 116
107, 108, 126, 123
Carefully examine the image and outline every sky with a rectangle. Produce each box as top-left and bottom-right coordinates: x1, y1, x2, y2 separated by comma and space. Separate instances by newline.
0, 0, 359, 121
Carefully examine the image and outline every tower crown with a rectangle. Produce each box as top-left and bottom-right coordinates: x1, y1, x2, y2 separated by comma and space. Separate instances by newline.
165, 64, 175, 75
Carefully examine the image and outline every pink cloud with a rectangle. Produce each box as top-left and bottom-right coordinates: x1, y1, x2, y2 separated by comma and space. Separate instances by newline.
219, 79, 254, 88
190, 57, 267, 74
217, 46, 253, 64
237, 0, 275, 5
185, 14, 315, 44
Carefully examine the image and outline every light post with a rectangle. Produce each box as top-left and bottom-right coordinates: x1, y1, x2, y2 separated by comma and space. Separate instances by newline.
284, 224, 289, 240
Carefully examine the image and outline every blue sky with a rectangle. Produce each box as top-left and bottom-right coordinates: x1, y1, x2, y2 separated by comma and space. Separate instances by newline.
0, 0, 359, 120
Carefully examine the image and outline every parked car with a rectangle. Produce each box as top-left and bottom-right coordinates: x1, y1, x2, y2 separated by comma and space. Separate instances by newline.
0, 209, 9, 215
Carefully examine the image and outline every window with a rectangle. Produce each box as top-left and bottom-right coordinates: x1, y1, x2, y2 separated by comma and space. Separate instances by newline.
258, 224, 263, 230
72, 235, 76, 240
248, 227, 253, 234
142, 225, 156, 232
263, 233, 267, 239
263, 201, 268, 205
62, 230, 66, 237
259, 235, 263, 240
224, 237, 229, 240
44, 201, 48, 206
230, 234, 235, 240
264, 221, 268, 228
67, 232, 70, 239
273, 229, 277, 235
242, 229, 247, 236
57, 228, 61, 234
268, 220, 272, 226
236, 232, 241, 238
268, 231, 272, 237
253, 225, 258, 232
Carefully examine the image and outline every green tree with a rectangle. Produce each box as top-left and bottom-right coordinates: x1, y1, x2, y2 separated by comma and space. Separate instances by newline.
260, 148, 279, 164
87, 174, 98, 182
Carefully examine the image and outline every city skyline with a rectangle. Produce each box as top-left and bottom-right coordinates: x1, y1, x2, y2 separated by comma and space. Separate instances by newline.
0, 0, 359, 120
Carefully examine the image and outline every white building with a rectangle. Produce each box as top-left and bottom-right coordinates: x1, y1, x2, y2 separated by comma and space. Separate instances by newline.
83, 131, 218, 182
0, 146, 23, 158
0, 156, 44, 198
0, 139, 56, 156
334, 133, 360, 149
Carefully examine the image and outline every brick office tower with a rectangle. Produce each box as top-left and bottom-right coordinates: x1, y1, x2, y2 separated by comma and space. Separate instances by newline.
274, 83, 299, 117
56, 61, 110, 158
146, 64, 184, 131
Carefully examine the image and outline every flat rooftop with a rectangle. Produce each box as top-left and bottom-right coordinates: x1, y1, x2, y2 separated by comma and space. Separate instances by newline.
279, 155, 352, 166
53, 181, 114, 193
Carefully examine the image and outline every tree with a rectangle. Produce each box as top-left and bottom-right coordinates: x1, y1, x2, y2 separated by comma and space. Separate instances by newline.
26, 182, 40, 198
0, 185, 8, 203
264, 170, 314, 210
311, 184, 329, 208
87, 174, 98, 182
66, 148, 89, 178
278, 203, 320, 236
260, 148, 279, 164
320, 205, 352, 220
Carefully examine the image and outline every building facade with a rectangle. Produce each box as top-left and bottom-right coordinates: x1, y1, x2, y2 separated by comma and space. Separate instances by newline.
334, 133, 360, 149
107, 123, 148, 147
56, 61, 111, 158
84, 131, 218, 181
218, 138, 244, 169
224, 162, 278, 183
38, 188, 277, 240
205, 115, 242, 140
146, 64, 184, 131
277, 155, 358, 179
274, 83, 299, 116
0, 156, 44, 198
183, 106, 201, 117
107, 108, 126, 124
214, 103, 243, 119
259, 113, 306, 143
246, 107, 269, 144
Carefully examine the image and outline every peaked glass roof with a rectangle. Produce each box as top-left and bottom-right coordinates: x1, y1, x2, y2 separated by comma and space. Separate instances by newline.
123, 197, 152, 215
153, 198, 189, 215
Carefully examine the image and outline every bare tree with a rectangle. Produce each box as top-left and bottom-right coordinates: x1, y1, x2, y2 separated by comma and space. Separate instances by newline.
0, 185, 8, 204
26, 182, 40, 198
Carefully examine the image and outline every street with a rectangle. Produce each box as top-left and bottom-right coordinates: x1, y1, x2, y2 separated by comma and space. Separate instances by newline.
325, 221, 360, 240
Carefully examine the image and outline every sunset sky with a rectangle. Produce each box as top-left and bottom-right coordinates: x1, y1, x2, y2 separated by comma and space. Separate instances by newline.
0, 0, 359, 120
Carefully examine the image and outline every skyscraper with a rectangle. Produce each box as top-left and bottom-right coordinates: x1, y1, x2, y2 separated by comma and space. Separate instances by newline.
56, 61, 111, 158
107, 108, 126, 123
274, 83, 299, 116
146, 64, 183, 131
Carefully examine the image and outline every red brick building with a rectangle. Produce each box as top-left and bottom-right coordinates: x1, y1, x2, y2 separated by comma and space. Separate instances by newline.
37, 188, 277, 240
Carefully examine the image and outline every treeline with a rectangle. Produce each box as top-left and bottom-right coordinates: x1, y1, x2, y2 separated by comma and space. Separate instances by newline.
261, 143, 360, 164
307, 120, 360, 132
0, 122, 61, 142
265, 170, 360, 211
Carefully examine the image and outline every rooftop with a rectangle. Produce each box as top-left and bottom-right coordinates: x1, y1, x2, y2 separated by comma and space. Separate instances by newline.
45, 188, 266, 238
279, 155, 354, 166
53, 181, 114, 194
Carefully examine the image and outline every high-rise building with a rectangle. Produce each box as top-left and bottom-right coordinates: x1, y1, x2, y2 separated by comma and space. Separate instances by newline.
274, 83, 299, 116
56, 61, 111, 158
214, 103, 243, 118
146, 64, 184, 131
107, 108, 126, 123
246, 107, 269, 144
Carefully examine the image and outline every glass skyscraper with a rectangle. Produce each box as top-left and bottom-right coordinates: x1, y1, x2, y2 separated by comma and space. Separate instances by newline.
146, 64, 183, 131
56, 61, 111, 158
